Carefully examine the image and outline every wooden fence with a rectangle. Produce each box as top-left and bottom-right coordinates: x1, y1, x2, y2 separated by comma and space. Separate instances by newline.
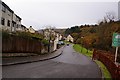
92, 49, 120, 79
2, 35, 43, 53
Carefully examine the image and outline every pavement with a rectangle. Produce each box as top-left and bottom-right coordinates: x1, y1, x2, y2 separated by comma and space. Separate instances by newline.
1, 46, 64, 66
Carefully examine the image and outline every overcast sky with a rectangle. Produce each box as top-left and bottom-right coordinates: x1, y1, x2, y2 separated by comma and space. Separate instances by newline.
2, 0, 119, 30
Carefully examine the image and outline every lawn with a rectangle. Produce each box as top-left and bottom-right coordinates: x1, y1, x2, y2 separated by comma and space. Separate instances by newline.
73, 44, 93, 57
95, 60, 112, 79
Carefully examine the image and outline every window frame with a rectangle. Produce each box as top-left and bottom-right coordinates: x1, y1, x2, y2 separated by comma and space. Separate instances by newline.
7, 20, 10, 27
1, 17, 5, 25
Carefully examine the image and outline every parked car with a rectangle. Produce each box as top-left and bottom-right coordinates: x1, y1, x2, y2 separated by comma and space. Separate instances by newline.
58, 41, 64, 45
67, 44, 69, 46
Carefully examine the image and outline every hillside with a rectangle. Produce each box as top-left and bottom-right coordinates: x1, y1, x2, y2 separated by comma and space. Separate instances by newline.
65, 21, 120, 53
38, 28, 66, 35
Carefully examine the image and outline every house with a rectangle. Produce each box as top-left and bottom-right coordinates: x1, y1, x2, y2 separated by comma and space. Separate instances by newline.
14, 15, 22, 31
41, 28, 64, 51
0, 1, 13, 31
66, 35, 74, 42
43, 29, 56, 40
16, 24, 27, 32
58, 34, 62, 40
28, 26, 35, 33
0, 1, 22, 32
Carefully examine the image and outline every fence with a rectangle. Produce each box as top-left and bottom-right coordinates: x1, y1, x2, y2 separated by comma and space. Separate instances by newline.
92, 49, 120, 79
2, 35, 43, 53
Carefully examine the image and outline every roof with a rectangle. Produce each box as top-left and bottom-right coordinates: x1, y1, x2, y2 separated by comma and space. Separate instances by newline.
16, 15, 22, 20
21, 24, 26, 28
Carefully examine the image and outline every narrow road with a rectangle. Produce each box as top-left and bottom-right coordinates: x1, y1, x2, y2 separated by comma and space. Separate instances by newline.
2, 44, 101, 78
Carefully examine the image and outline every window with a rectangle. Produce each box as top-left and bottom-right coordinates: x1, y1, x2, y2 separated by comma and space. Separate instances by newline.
7, 20, 10, 27
1, 18, 5, 25
2, 5, 6, 12
16, 24, 19, 28
12, 23, 14, 27
12, 21, 16, 27
8, 11, 11, 16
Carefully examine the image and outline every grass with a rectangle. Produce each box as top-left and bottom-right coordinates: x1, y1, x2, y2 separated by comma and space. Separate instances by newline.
73, 44, 93, 57
95, 60, 112, 80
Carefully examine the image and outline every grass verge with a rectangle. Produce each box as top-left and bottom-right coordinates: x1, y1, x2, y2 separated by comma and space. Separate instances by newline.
73, 44, 93, 57
95, 60, 112, 80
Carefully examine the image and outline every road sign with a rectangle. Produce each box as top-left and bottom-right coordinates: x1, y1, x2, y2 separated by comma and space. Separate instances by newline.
112, 33, 120, 47
112, 33, 120, 64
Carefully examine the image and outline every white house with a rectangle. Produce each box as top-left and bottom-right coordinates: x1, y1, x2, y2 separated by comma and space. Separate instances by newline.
15, 15, 22, 31
0, 1, 13, 31
12, 13, 22, 32
17, 24, 27, 32
59, 34, 62, 40
43, 29, 56, 40
66, 35, 74, 42
0, 1, 22, 32
53, 37, 59, 51
42, 28, 63, 51
28, 26, 35, 33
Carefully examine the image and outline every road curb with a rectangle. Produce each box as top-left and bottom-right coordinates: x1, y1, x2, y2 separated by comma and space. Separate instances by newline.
1, 51, 63, 66
93, 60, 105, 80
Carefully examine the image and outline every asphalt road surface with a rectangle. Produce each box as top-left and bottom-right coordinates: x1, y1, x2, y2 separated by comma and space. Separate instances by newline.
2, 44, 101, 78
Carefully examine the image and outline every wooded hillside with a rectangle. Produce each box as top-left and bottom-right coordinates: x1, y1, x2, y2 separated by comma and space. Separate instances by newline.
65, 21, 120, 53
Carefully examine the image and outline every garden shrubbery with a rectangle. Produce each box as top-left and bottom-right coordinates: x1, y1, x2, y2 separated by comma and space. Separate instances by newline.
2, 30, 49, 45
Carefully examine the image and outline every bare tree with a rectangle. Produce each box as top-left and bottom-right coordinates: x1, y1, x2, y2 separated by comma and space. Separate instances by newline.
98, 12, 116, 25
43, 26, 56, 52
105, 12, 116, 22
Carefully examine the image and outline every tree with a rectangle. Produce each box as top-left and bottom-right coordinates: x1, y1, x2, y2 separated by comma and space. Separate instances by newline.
65, 26, 81, 35
98, 12, 116, 25
71, 33, 80, 43
106, 12, 116, 22
43, 26, 57, 52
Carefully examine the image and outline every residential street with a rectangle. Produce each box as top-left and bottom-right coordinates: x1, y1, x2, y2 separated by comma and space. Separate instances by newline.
2, 44, 101, 78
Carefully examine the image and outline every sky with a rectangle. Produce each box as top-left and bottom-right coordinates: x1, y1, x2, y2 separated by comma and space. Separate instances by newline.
2, 0, 119, 30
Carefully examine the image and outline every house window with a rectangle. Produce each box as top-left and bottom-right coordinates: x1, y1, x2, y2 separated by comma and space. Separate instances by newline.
8, 11, 11, 16
1, 18, 5, 25
7, 20, 10, 27
12, 23, 14, 27
12, 21, 16, 27
16, 24, 19, 28
2, 5, 6, 12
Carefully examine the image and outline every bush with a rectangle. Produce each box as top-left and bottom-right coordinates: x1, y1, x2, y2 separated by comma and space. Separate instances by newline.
2, 30, 10, 39
2, 30, 48, 46
42, 39, 49, 45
